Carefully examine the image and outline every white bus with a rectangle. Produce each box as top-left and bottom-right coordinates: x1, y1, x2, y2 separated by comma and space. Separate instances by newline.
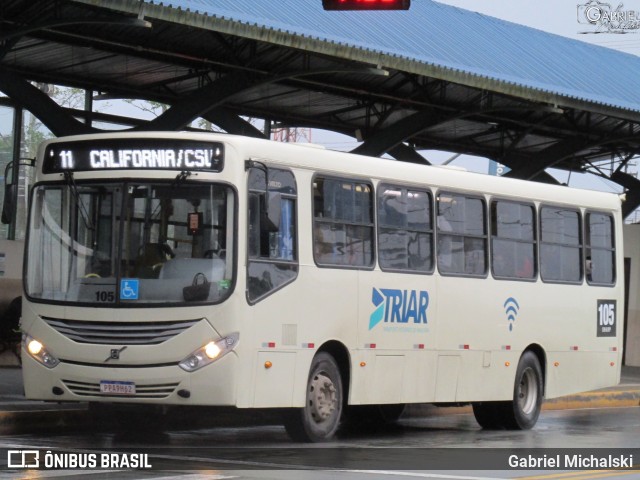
21, 132, 624, 441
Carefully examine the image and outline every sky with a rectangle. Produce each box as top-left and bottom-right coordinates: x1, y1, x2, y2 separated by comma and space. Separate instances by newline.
437, 0, 640, 56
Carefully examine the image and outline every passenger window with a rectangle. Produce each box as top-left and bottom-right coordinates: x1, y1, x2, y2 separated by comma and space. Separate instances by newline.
437, 192, 487, 276
247, 166, 298, 303
313, 176, 374, 268
491, 201, 536, 280
540, 207, 582, 283
378, 185, 433, 273
586, 212, 615, 286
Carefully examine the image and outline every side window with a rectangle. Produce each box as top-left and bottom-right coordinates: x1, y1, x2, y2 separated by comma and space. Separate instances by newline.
437, 192, 487, 276
313, 176, 374, 268
491, 200, 536, 280
378, 185, 433, 273
540, 206, 582, 283
247, 166, 297, 303
586, 212, 615, 286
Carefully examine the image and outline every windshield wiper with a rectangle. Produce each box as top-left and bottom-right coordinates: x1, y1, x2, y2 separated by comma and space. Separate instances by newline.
64, 171, 94, 231
172, 170, 191, 187
148, 170, 193, 220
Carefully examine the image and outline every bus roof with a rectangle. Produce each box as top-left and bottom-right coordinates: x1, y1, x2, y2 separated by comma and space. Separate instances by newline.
41, 132, 622, 213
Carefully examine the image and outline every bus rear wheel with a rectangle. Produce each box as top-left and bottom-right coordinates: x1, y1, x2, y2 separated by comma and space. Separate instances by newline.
284, 352, 343, 442
473, 351, 543, 430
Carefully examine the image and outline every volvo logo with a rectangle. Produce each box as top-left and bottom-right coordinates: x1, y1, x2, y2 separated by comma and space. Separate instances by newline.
104, 346, 127, 362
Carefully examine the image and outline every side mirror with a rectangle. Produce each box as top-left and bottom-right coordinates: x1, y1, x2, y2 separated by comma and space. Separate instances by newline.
1, 185, 15, 225
246, 161, 282, 233
1, 162, 15, 225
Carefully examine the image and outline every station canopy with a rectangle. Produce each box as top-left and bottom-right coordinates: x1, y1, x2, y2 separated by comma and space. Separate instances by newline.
2, 0, 640, 214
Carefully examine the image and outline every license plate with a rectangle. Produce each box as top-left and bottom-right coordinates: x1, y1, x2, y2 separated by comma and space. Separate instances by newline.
100, 381, 136, 395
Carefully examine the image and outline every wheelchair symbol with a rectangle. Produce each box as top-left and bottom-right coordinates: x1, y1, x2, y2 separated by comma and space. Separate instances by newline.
120, 279, 139, 300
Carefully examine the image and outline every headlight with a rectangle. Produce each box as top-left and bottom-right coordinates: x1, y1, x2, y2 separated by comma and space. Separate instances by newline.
179, 332, 239, 372
22, 334, 59, 368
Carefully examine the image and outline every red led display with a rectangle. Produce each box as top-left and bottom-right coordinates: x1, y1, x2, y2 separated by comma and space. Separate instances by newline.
323, 0, 410, 10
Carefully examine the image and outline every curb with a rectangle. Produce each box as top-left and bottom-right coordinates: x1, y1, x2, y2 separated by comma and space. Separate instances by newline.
399, 387, 640, 418
0, 350, 20, 367
0, 408, 87, 432
542, 387, 640, 410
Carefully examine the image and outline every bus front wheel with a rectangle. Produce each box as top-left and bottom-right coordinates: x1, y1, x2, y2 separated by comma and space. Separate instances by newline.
473, 351, 543, 430
284, 352, 343, 442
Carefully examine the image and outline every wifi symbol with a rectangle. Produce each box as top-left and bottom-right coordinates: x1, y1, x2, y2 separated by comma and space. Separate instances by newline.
504, 297, 520, 332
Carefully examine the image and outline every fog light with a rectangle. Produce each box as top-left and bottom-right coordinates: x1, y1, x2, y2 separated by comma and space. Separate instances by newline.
177, 389, 191, 398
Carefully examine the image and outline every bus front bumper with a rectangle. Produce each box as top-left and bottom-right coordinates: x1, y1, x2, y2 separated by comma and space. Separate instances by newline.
21, 350, 238, 406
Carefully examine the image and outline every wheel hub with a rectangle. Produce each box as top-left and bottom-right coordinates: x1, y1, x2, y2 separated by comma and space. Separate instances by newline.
308, 373, 337, 422
517, 367, 538, 415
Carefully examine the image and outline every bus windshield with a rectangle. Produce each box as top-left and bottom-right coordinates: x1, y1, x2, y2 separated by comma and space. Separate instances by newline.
25, 181, 234, 306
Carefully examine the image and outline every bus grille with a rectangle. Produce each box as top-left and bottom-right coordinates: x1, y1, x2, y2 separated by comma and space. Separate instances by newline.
62, 380, 180, 399
43, 317, 201, 345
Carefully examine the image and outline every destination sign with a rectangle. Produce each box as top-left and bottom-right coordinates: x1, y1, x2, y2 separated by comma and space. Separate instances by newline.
43, 139, 224, 173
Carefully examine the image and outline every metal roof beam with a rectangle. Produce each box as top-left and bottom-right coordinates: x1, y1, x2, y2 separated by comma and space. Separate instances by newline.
611, 171, 640, 218
0, 69, 95, 136
134, 71, 252, 131
503, 137, 588, 180
203, 107, 266, 138
350, 109, 441, 157
136, 66, 390, 131
388, 144, 430, 164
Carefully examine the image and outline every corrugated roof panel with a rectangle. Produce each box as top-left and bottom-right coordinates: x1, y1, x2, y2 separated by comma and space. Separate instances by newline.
146, 0, 640, 114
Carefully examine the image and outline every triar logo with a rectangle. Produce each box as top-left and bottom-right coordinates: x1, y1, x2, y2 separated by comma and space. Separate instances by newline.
370, 288, 429, 330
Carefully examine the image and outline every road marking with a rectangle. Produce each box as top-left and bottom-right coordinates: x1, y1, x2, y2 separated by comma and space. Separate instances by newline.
3, 470, 123, 478
340, 471, 505, 480
2, 473, 235, 480
144, 475, 237, 480
517, 469, 640, 480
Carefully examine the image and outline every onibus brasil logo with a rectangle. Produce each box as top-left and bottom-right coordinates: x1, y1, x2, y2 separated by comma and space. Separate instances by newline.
370, 288, 429, 330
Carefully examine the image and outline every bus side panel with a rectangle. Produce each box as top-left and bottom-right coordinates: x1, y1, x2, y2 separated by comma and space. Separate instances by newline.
355, 270, 438, 404
542, 283, 624, 399
247, 264, 359, 408
435, 276, 519, 402
434, 276, 622, 402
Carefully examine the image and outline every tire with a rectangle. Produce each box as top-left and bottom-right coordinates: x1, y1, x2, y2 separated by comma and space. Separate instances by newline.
472, 402, 502, 429
473, 351, 543, 430
284, 352, 343, 442
509, 351, 543, 429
